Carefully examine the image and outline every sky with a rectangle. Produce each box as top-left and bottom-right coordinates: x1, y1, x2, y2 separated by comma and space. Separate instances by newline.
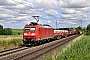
0, 0, 90, 29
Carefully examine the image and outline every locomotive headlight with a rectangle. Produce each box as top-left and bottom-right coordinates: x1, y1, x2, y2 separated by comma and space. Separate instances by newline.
31, 33, 35, 36
24, 33, 27, 35
23, 39, 26, 41
55, 33, 57, 35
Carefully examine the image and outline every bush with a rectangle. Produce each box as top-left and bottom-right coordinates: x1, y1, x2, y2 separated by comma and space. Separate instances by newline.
0, 24, 13, 35
0, 29, 3, 35
87, 24, 90, 31
85, 31, 90, 36
0, 25, 3, 35
85, 24, 90, 35
3, 28, 12, 35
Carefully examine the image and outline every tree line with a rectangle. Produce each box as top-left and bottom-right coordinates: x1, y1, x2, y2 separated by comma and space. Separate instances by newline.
86, 24, 90, 35
0, 25, 12, 35
0, 24, 90, 35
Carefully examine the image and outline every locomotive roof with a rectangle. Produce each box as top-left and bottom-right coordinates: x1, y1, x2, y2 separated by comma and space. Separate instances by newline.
40, 24, 52, 28
29, 22, 38, 25
25, 22, 52, 28
40, 24, 51, 27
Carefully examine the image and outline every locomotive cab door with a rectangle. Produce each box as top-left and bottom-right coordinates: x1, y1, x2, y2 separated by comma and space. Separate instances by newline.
38, 28, 41, 40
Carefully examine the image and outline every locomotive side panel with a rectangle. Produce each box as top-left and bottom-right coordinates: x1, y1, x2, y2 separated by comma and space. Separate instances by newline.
38, 27, 55, 40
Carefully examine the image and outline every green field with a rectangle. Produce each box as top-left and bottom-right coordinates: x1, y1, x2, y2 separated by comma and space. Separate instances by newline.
54, 35, 90, 60
0, 35, 23, 50
12, 29, 23, 35
45, 35, 90, 60
0, 29, 23, 50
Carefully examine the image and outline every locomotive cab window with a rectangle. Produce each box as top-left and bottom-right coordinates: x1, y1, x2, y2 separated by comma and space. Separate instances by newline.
24, 28, 30, 32
30, 28, 36, 32
24, 28, 36, 32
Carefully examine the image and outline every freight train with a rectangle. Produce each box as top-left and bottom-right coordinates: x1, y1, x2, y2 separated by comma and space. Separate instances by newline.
23, 22, 81, 45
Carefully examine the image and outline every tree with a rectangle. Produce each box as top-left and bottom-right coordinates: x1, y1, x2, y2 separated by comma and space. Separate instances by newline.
0, 29, 3, 35
76, 26, 82, 30
0, 25, 13, 35
0, 25, 3, 29
0, 25, 3, 35
3, 28, 12, 35
85, 24, 90, 35
87, 24, 90, 31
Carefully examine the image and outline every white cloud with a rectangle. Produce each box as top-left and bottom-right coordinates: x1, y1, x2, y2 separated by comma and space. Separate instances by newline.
61, 14, 72, 18
0, 0, 90, 28
0, 14, 14, 18
76, 7, 90, 12
45, 9, 58, 16
10, 21, 16, 23
32, 0, 58, 8
0, 20, 4, 22
61, 8, 76, 14
15, 23, 18, 25
63, 20, 77, 24
59, 0, 90, 8
5, 22, 11, 24
48, 20, 52, 23
0, 0, 8, 5
0, 0, 23, 6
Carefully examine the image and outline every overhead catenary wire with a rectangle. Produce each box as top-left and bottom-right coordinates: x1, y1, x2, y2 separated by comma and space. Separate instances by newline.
0, 5, 57, 26
0, 5, 67, 28
0, 0, 62, 27
11, 0, 60, 20
6, 0, 60, 25
33, 0, 60, 19
0, 6, 34, 24
33, 0, 62, 28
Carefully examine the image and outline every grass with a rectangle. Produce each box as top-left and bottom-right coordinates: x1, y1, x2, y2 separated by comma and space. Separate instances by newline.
0, 29, 23, 50
0, 35, 23, 50
12, 29, 23, 35
0, 35, 22, 40
45, 35, 90, 60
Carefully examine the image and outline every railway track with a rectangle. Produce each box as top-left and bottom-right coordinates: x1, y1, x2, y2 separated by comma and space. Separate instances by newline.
0, 34, 80, 60
0, 46, 25, 53
0, 47, 28, 57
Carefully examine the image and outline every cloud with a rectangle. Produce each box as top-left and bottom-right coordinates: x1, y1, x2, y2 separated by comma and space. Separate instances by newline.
32, 0, 58, 8
48, 20, 52, 23
0, 14, 14, 18
63, 20, 77, 24
0, 0, 90, 28
0, 0, 8, 5
59, 0, 90, 8
61, 8, 76, 14
61, 14, 73, 18
77, 7, 90, 11
0, 0, 23, 6
45, 9, 58, 16
0, 20, 4, 22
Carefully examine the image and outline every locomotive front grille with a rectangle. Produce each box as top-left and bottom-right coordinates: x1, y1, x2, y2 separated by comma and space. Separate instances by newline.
23, 38, 36, 45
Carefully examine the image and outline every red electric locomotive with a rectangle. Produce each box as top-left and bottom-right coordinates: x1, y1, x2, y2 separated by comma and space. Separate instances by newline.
23, 22, 56, 45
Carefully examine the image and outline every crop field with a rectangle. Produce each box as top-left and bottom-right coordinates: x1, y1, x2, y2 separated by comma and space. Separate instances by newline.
12, 29, 23, 35
0, 35, 23, 50
0, 29, 23, 50
0, 35, 23, 40
45, 35, 90, 60
50, 35, 90, 60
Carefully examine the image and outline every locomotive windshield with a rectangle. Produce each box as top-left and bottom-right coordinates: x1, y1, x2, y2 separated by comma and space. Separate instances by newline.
24, 28, 36, 32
